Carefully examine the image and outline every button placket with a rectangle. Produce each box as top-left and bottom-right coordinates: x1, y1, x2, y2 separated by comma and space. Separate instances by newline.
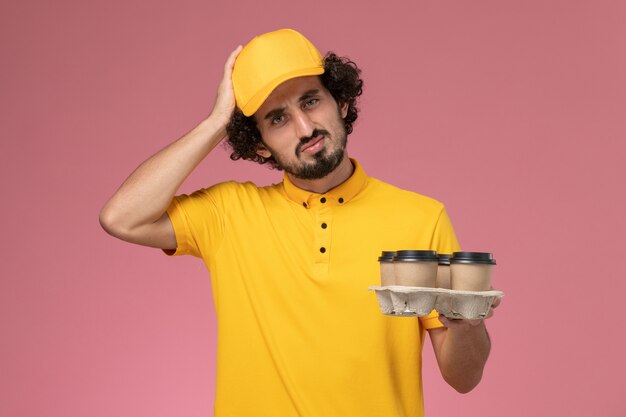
314, 204, 332, 264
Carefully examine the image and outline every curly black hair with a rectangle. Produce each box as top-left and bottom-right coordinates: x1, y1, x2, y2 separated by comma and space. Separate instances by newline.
225, 52, 364, 169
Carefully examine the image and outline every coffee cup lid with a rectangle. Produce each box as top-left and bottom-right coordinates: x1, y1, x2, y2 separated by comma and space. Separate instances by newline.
450, 252, 496, 265
438, 254, 451, 265
393, 250, 438, 262
378, 251, 396, 262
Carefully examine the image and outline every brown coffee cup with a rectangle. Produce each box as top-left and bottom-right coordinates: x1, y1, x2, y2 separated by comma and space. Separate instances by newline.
378, 251, 396, 286
450, 252, 496, 291
436, 254, 452, 289
393, 250, 439, 287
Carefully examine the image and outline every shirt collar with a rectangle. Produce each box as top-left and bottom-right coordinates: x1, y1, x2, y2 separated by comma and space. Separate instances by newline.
282, 159, 368, 208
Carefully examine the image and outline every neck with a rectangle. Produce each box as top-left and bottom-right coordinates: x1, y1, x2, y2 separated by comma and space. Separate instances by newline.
287, 154, 354, 194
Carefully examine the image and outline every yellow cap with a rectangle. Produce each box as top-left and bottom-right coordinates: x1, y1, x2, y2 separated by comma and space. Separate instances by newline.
232, 29, 325, 116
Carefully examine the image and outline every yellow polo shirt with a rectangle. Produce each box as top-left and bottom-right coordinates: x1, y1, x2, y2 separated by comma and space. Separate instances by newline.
166, 160, 460, 417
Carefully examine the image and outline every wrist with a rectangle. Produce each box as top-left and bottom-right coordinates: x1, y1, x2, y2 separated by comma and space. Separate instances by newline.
206, 108, 232, 134
197, 114, 229, 143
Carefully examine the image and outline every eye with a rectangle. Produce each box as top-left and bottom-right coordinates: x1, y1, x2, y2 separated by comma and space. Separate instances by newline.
303, 98, 319, 108
271, 114, 285, 125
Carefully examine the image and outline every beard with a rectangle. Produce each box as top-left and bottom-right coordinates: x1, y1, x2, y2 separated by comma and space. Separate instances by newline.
268, 125, 348, 180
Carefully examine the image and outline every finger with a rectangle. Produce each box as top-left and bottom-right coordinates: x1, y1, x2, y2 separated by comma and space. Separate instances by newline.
217, 46, 242, 97
224, 45, 243, 72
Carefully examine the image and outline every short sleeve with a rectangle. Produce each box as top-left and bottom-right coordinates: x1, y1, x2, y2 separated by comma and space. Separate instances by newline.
163, 185, 227, 261
419, 309, 444, 329
430, 206, 461, 255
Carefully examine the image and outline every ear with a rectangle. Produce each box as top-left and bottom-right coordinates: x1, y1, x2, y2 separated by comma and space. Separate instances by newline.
339, 101, 349, 119
256, 143, 272, 159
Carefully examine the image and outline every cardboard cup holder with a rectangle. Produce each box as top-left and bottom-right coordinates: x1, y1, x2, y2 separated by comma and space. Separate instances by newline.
369, 286, 504, 319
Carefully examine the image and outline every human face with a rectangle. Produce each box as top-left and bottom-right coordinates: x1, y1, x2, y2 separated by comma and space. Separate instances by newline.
254, 76, 348, 180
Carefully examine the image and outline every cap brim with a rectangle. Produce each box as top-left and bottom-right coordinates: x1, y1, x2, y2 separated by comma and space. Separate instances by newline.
240, 66, 325, 117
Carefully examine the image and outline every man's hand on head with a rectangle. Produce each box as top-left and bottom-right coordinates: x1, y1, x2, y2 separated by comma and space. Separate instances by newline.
209, 45, 242, 134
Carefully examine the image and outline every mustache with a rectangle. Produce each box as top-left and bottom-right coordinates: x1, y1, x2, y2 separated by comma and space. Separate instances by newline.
296, 129, 330, 156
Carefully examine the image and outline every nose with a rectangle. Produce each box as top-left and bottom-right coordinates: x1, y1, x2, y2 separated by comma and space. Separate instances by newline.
292, 109, 315, 138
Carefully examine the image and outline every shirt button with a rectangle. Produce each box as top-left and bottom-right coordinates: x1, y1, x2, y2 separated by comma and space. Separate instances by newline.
338, 197, 344, 203
320, 247, 326, 253
320, 197, 326, 203
321, 223, 327, 229
302, 202, 308, 208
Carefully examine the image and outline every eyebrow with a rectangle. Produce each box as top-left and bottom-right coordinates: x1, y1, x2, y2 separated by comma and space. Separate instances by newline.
298, 89, 320, 103
262, 89, 321, 121
263, 108, 285, 122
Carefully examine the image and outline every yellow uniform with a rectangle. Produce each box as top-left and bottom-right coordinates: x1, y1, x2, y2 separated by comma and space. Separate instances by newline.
166, 160, 460, 417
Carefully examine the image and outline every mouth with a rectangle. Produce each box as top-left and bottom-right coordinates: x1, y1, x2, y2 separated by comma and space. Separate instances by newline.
300, 135, 325, 154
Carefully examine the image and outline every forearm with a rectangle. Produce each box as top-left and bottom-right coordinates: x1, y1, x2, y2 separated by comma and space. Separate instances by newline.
431, 320, 491, 393
100, 115, 224, 234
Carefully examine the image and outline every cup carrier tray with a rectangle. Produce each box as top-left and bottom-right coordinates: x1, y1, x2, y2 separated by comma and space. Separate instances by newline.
369, 286, 504, 319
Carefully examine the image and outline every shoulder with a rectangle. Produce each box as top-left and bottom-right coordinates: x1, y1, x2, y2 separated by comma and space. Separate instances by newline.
183, 180, 284, 206
190, 180, 278, 196
364, 176, 446, 214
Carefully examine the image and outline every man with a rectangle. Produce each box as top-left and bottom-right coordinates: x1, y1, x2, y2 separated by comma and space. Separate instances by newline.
100, 29, 494, 417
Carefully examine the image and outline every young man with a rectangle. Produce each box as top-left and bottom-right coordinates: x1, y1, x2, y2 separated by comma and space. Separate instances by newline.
100, 29, 494, 417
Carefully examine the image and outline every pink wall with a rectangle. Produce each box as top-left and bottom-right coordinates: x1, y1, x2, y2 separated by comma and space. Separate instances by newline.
2, 1, 625, 416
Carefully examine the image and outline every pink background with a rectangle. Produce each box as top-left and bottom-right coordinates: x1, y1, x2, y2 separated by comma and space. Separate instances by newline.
2, 1, 625, 416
